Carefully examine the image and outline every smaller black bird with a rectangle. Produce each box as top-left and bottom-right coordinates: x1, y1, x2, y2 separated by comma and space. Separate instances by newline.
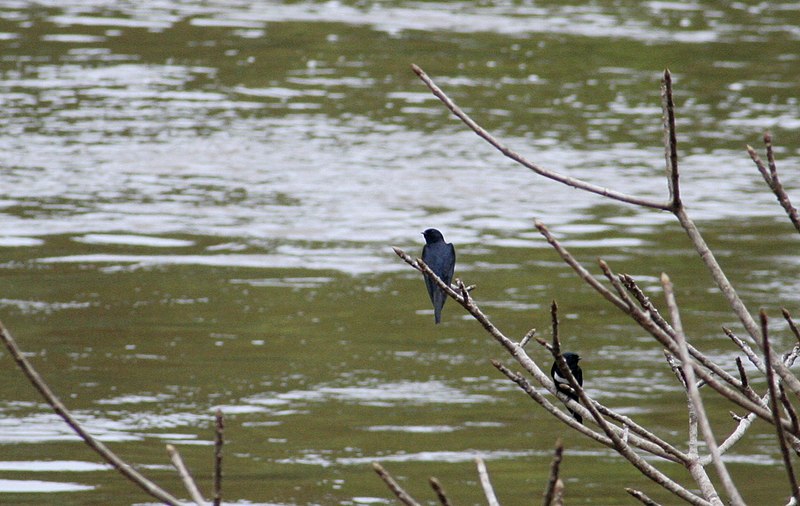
550, 352, 583, 424
421, 228, 456, 324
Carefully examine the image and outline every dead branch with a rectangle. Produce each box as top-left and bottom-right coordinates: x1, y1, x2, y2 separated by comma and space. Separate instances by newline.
167, 444, 206, 506
410, 64, 670, 211
372, 462, 422, 506
747, 133, 800, 234
542, 439, 564, 506
627, 488, 663, 506
762, 310, 800, 502
476, 457, 500, 506
429, 477, 453, 506
662, 274, 743, 506
403, 63, 800, 504
0, 320, 184, 506
214, 408, 224, 506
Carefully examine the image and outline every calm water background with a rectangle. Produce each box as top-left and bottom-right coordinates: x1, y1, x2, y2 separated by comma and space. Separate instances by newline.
1, 1, 800, 504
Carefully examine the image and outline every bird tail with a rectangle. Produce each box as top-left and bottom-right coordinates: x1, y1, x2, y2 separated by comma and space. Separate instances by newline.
433, 289, 446, 324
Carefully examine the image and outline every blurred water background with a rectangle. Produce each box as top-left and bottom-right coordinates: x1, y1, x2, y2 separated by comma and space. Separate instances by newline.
1, 1, 800, 504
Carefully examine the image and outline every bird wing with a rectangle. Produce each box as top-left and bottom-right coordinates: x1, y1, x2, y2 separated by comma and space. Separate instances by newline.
443, 243, 456, 286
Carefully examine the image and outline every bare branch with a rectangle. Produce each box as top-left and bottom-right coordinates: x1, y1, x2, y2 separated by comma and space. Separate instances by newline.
724, 327, 766, 374
747, 134, 800, 234
475, 457, 500, 506
662, 274, 743, 506
781, 384, 800, 437
541, 337, 710, 505
0, 321, 184, 506
762, 310, 800, 502
673, 206, 800, 399
783, 308, 800, 345
491, 360, 683, 462
166, 444, 206, 506
542, 439, 564, 506
410, 64, 671, 210
429, 478, 453, 506
535, 221, 629, 313
622, 275, 741, 390
520, 328, 537, 348
214, 408, 224, 506
735, 357, 749, 390
661, 69, 680, 208
598, 259, 637, 313
627, 488, 663, 506
372, 463, 422, 506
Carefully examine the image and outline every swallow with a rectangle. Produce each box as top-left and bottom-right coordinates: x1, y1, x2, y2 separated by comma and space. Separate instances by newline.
421, 228, 456, 324
550, 352, 583, 423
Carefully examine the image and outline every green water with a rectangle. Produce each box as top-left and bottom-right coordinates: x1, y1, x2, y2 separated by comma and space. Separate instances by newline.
1, 1, 800, 504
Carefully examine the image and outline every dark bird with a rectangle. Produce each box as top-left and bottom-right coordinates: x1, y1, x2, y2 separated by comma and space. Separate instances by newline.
550, 352, 583, 423
421, 228, 456, 324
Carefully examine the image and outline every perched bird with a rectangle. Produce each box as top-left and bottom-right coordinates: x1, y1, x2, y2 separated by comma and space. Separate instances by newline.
550, 352, 584, 423
421, 228, 456, 324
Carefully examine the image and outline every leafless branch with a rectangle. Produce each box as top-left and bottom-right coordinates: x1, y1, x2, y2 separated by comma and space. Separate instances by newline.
214, 408, 224, 506
662, 274, 743, 506
724, 327, 766, 373
542, 439, 564, 506
520, 328, 537, 348
540, 333, 710, 505
662, 69, 680, 208
372, 462, 422, 506
0, 321, 184, 506
784, 308, 800, 344
627, 488, 663, 506
400, 64, 800, 504
747, 133, 800, 234
476, 457, 501, 506
429, 477, 453, 506
167, 444, 206, 506
410, 64, 670, 211
762, 310, 800, 502
535, 221, 628, 313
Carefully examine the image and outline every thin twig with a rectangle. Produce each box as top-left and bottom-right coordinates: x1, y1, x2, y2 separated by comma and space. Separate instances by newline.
410, 64, 670, 211
475, 457, 500, 506
0, 321, 184, 505
627, 488, 663, 506
781, 384, 800, 436
167, 444, 206, 506
784, 308, 800, 344
535, 221, 628, 313
662, 274, 743, 506
735, 357, 749, 390
372, 463, 422, 506
214, 408, 224, 506
542, 439, 564, 506
724, 327, 766, 374
429, 477, 453, 506
662, 69, 680, 209
747, 133, 800, 234
621, 274, 741, 389
520, 328, 537, 348
763, 310, 800, 502
598, 259, 636, 313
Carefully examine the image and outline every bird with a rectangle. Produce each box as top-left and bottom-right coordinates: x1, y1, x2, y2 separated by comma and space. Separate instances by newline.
421, 228, 456, 324
550, 352, 583, 423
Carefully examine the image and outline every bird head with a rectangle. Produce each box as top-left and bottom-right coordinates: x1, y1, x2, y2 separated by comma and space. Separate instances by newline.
562, 352, 581, 367
422, 228, 445, 244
